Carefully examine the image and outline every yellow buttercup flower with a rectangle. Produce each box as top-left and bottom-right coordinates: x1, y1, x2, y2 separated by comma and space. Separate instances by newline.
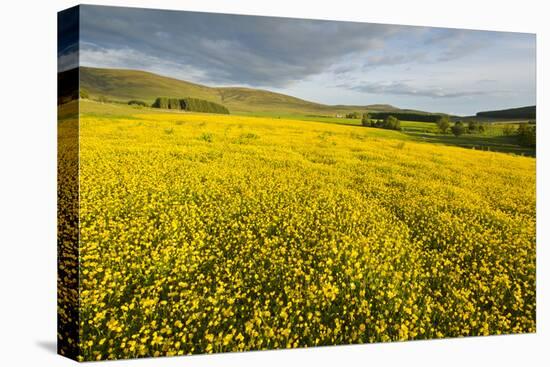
69, 103, 535, 361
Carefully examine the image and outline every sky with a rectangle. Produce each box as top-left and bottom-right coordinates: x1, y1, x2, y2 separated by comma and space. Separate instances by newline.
59, 5, 536, 116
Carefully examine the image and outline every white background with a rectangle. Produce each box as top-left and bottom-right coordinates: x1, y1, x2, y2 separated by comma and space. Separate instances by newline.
0, 0, 547, 365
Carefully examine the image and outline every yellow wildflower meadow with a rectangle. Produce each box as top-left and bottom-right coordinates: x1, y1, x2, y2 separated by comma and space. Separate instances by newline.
72, 108, 534, 360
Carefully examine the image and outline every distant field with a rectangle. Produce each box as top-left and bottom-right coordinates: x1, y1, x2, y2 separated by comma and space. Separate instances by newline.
240, 111, 364, 126
72, 101, 535, 360
240, 110, 534, 156
76, 102, 535, 156
400, 121, 534, 156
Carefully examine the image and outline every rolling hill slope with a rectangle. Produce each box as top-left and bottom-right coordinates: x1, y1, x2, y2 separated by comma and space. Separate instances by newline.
79, 67, 219, 104
77, 67, 424, 115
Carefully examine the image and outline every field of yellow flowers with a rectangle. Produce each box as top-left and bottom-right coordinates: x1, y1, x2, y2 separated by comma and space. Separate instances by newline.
74, 103, 535, 360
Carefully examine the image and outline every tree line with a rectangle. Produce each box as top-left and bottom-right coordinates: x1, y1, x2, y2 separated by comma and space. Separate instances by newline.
476, 106, 536, 119
361, 113, 401, 131
368, 112, 443, 123
79, 92, 230, 115
436, 117, 486, 136
516, 123, 536, 147
152, 97, 230, 114
437, 116, 536, 147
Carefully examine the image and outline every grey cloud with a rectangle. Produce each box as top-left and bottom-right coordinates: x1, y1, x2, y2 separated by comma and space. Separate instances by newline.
346, 81, 503, 98
364, 51, 427, 68
74, 3, 534, 114
476, 79, 497, 84
79, 5, 400, 87
58, 43, 79, 72
423, 28, 489, 61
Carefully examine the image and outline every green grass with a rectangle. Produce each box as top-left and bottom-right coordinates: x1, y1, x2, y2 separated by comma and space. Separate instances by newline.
409, 133, 532, 155
400, 120, 439, 134
240, 111, 364, 126
399, 120, 535, 156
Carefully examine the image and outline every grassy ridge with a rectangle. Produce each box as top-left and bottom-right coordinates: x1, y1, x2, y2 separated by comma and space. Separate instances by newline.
78, 67, 424, 115
80, 67, 219, 104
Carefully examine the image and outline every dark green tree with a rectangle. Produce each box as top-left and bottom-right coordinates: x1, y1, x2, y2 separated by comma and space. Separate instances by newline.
517, 123, 536, 147
467, 120, 479, 133
346, 112, 361, 119
361, 112, 371, 127
451, 121, 465, 136
386, 116, 401, 130
128, 100, 147, 107
437, 116, 451, 134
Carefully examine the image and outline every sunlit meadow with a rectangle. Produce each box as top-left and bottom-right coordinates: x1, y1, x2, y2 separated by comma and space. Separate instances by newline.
70, 104, 535, 360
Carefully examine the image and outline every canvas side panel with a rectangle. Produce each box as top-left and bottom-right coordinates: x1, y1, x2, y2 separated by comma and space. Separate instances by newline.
57, 5, 80, 361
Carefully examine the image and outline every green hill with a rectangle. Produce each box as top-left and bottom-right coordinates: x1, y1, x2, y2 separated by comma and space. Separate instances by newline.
216, 87, 327, 113
76, 66, 434, 116
476, 105, 536, 120
79, 67, 218, 104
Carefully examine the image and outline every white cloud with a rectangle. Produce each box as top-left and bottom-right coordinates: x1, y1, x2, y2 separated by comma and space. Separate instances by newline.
79, 45, 208, 82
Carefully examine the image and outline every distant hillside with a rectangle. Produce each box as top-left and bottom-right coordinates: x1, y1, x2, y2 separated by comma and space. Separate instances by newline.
79, 67, 218, 104
476, 106, 536, 120
76, 66, 440, 116
216, 87, 329, 114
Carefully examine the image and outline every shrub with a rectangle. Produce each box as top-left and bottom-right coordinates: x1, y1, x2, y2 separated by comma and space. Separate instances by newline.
384, 116, 401, 131
79, 89, 89, 99
467, 120, 479, 133
361, 113, 371, 127
502, 125, 515, 136
451, 121, 465, 136
152, 97, 169, 109
477, 123, 486, 133
128, 100, 148, 107
346, 112, 361, 119
436, 116, 450, 134
516, 123, 536, 147
372, 119, 385, 128
368, 116, 400, 131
